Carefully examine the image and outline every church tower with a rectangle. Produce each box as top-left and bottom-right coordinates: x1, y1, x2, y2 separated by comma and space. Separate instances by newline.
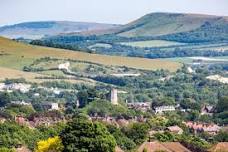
110, 88, 118, 105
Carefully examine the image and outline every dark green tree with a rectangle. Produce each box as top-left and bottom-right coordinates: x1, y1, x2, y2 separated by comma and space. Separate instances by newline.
216, 96, 228, 113
77, 91, 88, 108
60, 117, 116, 152
125, 123, 149, 144
0, 92, 11, 107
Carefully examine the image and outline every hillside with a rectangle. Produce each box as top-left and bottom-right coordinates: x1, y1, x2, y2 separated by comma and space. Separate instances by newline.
115, 12, 228, 42
0, 21, 119, 39
0, 37, 181, 74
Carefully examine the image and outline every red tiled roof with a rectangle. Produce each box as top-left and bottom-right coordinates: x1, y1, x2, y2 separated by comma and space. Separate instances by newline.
137, 142, 191, 152
208, 142, 228, 152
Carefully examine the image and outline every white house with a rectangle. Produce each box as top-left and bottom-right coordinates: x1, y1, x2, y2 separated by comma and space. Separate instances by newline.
42, 102, 59, 111
187, 67, 194, 73
167, 125, 183, 134
11, 101, 32, 106
154, 105, 175, 114
0, 83, 5, 91
3, 83, 31, 93
127, 102, 151, 112
58, 62, 70, 70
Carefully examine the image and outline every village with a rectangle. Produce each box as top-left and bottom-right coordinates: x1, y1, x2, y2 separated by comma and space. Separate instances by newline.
0, 83, 227, 152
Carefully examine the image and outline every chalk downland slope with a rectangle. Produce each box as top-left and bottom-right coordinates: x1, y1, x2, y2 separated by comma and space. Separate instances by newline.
0, 37, 182, 72
115, 12, 228, 41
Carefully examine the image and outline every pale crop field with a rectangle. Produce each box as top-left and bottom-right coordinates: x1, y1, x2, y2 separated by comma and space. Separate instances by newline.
120, 40, 185, 48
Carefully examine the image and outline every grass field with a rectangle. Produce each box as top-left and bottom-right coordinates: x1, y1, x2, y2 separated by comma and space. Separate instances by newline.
120, 40, 185, 48
0, 37, 182, 82
0, 37, 182, 72
0, 67, 42, 82
163, 56, 228, 64
88, 43, 112, 49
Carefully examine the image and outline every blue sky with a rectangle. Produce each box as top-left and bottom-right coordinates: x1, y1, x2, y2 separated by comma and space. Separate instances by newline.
1, 0, 228, 26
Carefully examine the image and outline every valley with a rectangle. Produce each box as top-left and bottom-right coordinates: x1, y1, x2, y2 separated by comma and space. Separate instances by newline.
0, 10, 227, 152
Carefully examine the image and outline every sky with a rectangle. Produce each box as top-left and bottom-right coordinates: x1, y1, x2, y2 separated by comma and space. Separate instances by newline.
0, 0, 228, 26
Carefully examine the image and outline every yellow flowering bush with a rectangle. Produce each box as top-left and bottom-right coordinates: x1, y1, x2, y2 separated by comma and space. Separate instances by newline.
35, 136, 63, 152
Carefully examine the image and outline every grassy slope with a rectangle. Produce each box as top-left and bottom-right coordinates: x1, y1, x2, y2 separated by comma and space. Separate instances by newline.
0, 37, 181, 72
0, 67, 42, 82
116, 12, 228, 38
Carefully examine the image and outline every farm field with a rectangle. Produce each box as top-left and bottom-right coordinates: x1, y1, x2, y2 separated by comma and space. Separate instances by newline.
0, 66, 97, 84
196, 45, 228, 52
163, 56, 228, 64
88, 43, 112, 49
0, 67, 42, 82
120, 40, 185, 48
0, 37, 182, 72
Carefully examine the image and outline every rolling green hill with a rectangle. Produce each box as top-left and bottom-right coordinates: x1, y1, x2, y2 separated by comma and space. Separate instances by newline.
0, 36, 181, 75
115, 12, 228, 42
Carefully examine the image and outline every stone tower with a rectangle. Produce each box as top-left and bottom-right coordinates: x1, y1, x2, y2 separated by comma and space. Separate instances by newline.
110, 88, 118, 105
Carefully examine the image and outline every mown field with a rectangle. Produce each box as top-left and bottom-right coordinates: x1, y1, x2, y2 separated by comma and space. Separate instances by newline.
0, 37, 181, 71
0, 37, 182, 83
163, 56, 228, 64
120, 40, 185, 48
0, 67, 41, 82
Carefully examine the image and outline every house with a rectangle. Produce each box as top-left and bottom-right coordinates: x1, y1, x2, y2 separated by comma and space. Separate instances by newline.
154, 105, 175, 114
137, 141, 191, 152
11, 101, 32, 106
111, 73, 141, 77
0, 83, 5, 91
206, 75, 228, 84
116, 118, 129, 127
58, 62, 70, 70
16, 145, 31, 152
29, 116, 64, 127
187, 67, 194, 73
183, 121, 221, 135
167, 125, 183, 134
127, 102, 151, 112
0, 117, 6, 123
41, 102, 59, 111
34, 93, 40, 97
201, 105, 215, 115
159, 75, 174, 82
115, 146, 124, 152
2, 83, 31, 93
208, 142, 228, 152
15, 115, 28, 126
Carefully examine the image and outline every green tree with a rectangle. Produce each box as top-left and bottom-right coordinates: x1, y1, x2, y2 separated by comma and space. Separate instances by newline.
214, 130, 228, 142
0, 147, 15, 152
107, 124, 136, 150
77, 91, 88, 108
216, 96, 228, 113
125, 123, 149, 145
60, 117, 116, 152
0, 92, 11, 107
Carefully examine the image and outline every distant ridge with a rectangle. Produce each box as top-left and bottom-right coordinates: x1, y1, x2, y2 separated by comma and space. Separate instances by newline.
0, 21, 120, 39
1, 12, 228, 42
41, 12, 228, 42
